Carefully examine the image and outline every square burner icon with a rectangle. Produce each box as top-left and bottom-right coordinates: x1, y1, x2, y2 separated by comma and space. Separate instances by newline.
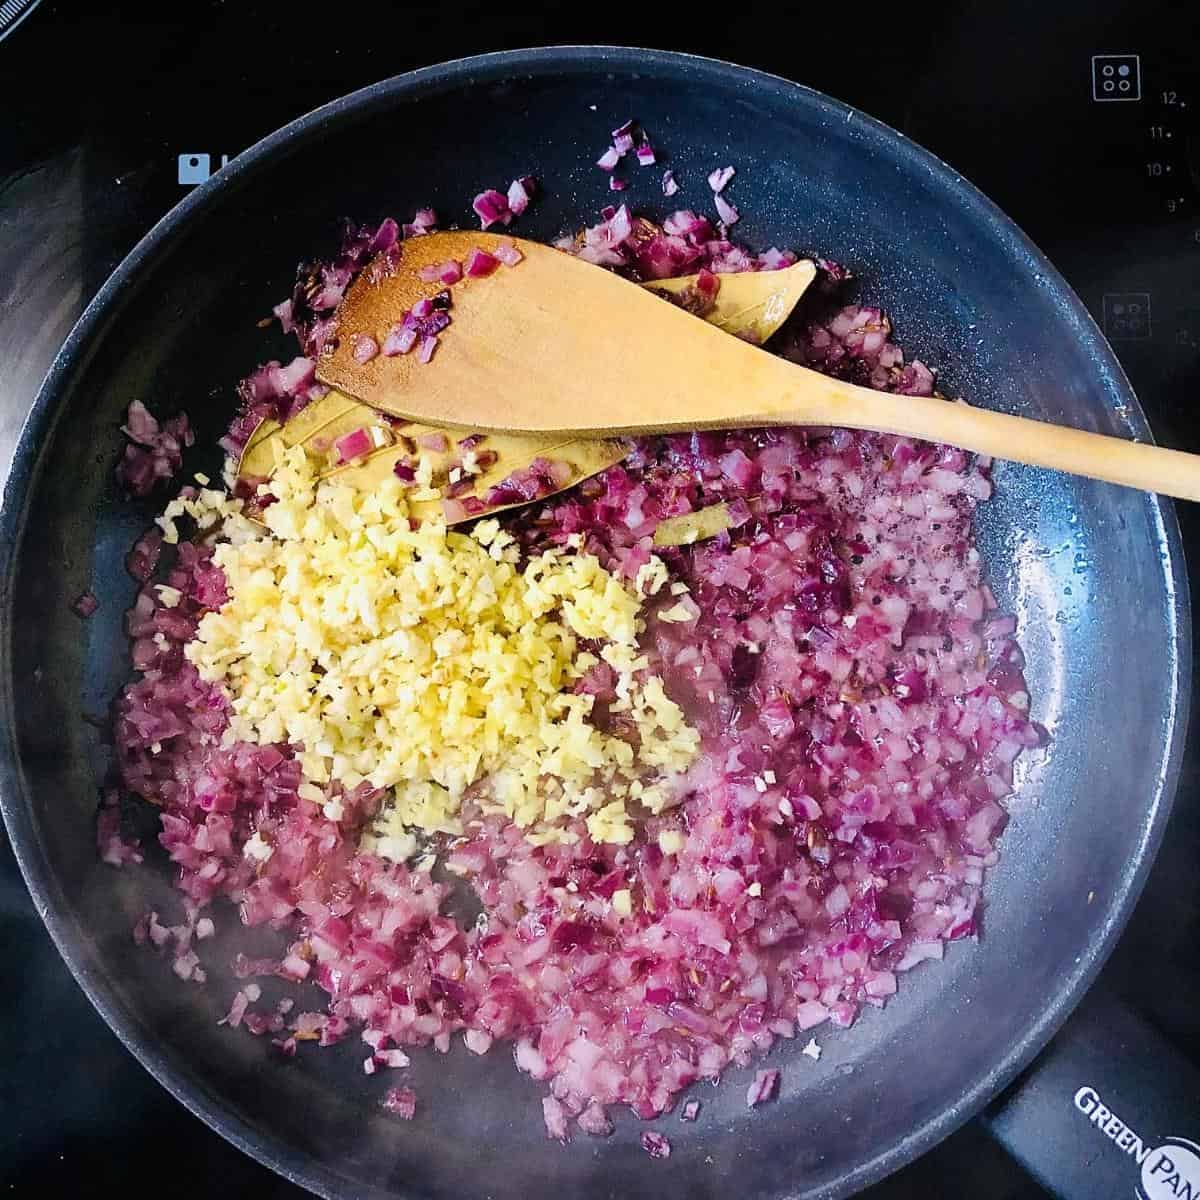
177, 153, 211, 185
1103, 293, 1152, 340
177, 152, 234, 187
1092, 54, 1141, 102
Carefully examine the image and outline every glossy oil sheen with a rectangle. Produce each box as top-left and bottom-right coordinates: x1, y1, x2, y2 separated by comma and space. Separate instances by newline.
0, 48, 1189, 1200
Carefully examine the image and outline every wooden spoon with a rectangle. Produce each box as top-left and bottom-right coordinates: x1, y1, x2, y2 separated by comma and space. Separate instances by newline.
239, 246, 816, 523
319, 231, 1200, 503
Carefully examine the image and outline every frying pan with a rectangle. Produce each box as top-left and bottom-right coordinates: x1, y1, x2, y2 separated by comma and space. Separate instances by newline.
0, 47, 1192, 1200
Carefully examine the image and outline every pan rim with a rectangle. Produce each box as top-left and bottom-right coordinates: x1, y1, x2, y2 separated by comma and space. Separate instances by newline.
0, 44, 1190, 1200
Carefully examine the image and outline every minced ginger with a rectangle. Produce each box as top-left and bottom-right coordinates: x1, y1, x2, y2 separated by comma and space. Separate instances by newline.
184, 444, 699, 854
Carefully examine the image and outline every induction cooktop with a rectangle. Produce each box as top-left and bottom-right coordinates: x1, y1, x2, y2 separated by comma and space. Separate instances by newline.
1, 4, 1198, 1198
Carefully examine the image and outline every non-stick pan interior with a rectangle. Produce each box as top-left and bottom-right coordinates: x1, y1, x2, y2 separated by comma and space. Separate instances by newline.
0, 49, 1187, 1200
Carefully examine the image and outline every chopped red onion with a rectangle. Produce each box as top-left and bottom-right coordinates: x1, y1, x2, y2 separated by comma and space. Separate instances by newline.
636, 141, 656, 166
369, 218, 400, 254
507, 176, 536, 216
662, 209, 711, 239
464, 248, 500, 278
382, 325, 418, 356
402, 217, 434, 239
445, 472, 475, 499
351, 334, 379, 364
494, 241, 524, 267
708, 165, 736, 193
222, 990, 251, 1028
418, 264, 443, 283
412, 298, 434, 319
172, 950, 200, 981
641, 1132, 671, 1159
382, 1087, 417, 1119
680, 1100, 700, 1121
596, 146, 621, 172
97, 791, 141, 867
714, 193, 740, 225
746, 1068, 780, 1107
72, 590, 99, 618
607, 204, 633, 243
758, 247, 794, 271
333, 427, 373, 464
483, 456, 573, 507
472, 189, 512, 230
122, 398, 161, 444
417, 335, 439, 364
577, 1102, 613, 1137
126, 530, 162, 583
417, 432, 448, 452
116, 400, 194, 497
543, 1096, 569, 1141
401, 307, 451, 339
611, 120, 636, 156
609, 177, 627, 192
662, 169, 679, 197
438, 259, 463, 285
695, 268, 719, 299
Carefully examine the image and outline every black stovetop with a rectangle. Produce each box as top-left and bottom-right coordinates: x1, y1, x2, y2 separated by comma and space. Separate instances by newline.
2, 4, 1198, 1197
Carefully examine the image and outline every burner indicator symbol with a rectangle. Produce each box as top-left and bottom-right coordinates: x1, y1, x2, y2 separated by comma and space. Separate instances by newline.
1103, 293, 1152, 341
0, 0, 44, 43
1093, 54, 1142, 102
177, 154, 211, 185
177, 153, 233, 187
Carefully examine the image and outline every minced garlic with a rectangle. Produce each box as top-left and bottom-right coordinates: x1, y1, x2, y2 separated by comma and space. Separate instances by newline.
186, 445, 698, 848
658, 829, 685, 855
634, 556, 670, 598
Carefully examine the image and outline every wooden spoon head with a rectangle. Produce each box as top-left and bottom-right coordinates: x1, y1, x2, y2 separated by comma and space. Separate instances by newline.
238, 242, 813, 526
316, 232, 814, 435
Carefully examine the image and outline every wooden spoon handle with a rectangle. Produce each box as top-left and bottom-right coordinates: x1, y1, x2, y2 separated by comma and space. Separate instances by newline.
320, 231, 1196, 501
748, 364, 1200, 502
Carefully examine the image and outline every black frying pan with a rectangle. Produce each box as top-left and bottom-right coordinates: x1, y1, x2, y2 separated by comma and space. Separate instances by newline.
0, 48, 1193, 1200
